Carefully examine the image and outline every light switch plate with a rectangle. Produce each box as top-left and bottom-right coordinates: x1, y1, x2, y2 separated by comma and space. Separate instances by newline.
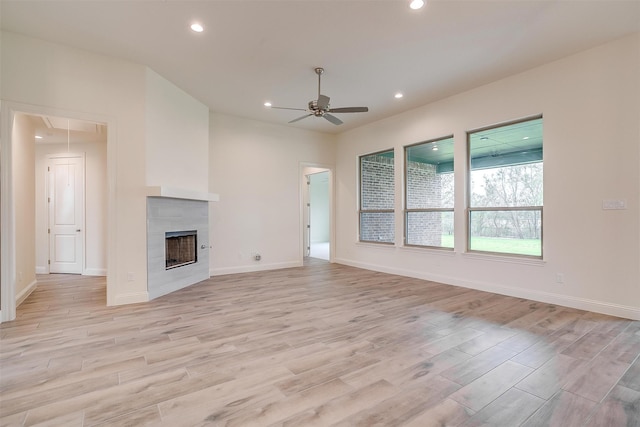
602, 199, 627, 210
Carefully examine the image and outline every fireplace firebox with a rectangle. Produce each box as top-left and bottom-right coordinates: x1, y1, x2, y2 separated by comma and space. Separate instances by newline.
165, 230, 197, 269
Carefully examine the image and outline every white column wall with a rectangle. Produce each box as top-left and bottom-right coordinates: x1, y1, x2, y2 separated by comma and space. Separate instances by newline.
145, 68, 209, 192
11, 114, 37, 303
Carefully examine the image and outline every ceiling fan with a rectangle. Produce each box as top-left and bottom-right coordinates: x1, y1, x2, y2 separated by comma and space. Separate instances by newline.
269, 67, 369, 125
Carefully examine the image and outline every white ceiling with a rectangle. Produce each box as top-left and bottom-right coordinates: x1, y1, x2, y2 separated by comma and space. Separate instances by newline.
2, 0, 639, 134
24, 114, 107, 145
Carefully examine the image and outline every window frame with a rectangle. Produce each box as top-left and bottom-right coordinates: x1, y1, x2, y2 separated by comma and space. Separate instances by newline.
466, 115, 543, 259
404, 135, 455, 250
358, 148, 395, 245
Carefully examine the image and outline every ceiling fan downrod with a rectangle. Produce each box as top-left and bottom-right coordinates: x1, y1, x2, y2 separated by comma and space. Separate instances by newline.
315, 67, 324, 100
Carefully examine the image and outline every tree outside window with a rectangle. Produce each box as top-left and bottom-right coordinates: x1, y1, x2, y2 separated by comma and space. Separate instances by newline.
468, 117, 543, 257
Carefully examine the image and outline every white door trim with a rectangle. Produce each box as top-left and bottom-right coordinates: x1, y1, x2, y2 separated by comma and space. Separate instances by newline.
299, 162, 335, 264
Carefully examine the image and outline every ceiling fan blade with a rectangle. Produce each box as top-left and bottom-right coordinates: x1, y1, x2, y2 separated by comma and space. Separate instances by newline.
289, 114, 313, 123
317, 94, 330, 110
323, 113, 343, 125
271, 106, 307, 111
328, 107, 369, 113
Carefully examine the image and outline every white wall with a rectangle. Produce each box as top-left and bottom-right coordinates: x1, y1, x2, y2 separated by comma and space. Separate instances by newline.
145, 69, 209, 191
335, 33, 640, 320
12, 114, 37, 303
209, 113, 335, 274
35, 141, 107, 276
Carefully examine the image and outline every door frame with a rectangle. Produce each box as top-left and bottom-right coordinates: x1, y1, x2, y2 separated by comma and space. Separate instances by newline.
47, 152, 86, 275
299, 162, 334, 263
0, 101, 116, 322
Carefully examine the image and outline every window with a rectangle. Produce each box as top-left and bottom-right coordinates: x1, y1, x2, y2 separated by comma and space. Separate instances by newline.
359, 149, 395, 243
468, 116, 543, 257
405, 136, 454, 249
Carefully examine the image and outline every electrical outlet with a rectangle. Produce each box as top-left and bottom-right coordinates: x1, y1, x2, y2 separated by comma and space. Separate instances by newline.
254, 254, 261, 261
555, 273, 564, 284
127, 272, 134, 282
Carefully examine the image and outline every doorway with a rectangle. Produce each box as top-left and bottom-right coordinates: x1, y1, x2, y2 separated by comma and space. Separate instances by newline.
34, 114, 108, 277
1, 105, 112, 322
303, 168, 331, 261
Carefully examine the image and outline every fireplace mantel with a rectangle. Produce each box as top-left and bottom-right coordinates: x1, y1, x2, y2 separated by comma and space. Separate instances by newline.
146, 186, 219, 202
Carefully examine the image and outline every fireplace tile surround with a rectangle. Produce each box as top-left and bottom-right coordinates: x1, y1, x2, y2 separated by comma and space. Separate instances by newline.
147, 196, 209, 300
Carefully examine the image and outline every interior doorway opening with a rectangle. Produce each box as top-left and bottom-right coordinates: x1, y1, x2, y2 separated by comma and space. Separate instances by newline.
1, 104, 113, 322
33, 114, 108, 277
303, 168, 331, 261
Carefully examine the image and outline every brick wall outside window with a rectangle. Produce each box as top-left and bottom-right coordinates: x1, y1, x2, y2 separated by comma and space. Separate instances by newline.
360, 154, 394, 242
406, 160, 443, 246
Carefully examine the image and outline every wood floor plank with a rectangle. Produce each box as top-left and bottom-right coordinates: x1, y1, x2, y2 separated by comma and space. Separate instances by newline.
94, 404, 162, 427
598, 328, 640, 364
562, 353, 630, 402
515, 354, 586, 400
275, 353, 379, 396
511, 328, 584, 369
403, 398, 474, 427
274, 379, 397, 427
223, 378, 355, 427
561, 331, 617, 360
1, 264, 638, 426
440, 345, 518, 386
449, 360, 533, 412
331, 375, 461, 427
586, 385, 640, 427
521, 390, 598, 427
618, 356, 640, 392
459, 388, 545, 427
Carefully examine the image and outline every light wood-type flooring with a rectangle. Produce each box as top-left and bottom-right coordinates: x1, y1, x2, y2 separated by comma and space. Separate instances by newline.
1, 260, 639, 426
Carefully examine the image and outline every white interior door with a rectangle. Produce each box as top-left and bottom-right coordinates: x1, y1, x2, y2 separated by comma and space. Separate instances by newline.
48, 155, 85, 274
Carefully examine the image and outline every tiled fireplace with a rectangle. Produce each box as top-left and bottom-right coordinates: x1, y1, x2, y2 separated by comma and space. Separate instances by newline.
147, 196, 209, 299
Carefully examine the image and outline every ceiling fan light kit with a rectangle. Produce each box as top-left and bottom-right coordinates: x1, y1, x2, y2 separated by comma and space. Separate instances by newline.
268, 67, 369, 126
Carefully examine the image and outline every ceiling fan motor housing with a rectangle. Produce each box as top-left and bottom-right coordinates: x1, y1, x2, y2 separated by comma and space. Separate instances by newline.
309, 100, 327, 115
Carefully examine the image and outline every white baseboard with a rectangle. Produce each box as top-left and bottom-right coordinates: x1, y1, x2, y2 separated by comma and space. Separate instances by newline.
113, 291, 149, 306
35, 266, 47, 274
334, 257, 640, 321
210, 260, 302, 277
84, 268, 107, 276
16, 279, 38, 307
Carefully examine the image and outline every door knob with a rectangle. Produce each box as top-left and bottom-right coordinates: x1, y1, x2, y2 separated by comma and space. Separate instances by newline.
76, 229, 82, 232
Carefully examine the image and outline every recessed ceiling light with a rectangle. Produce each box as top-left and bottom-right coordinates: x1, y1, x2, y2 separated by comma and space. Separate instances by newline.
410, 0, 425, 10
35, 135, 43, 139
264, 102, 272, 107
394, 93, 403, 99
432, 146, 438, 151
190, 23, 204, 33
523, 136, 529, 140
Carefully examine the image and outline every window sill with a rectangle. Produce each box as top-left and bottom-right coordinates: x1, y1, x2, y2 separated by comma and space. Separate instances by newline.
399, 245, 456, 257
462, 251, 546, 266
355, 241, 396, 249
